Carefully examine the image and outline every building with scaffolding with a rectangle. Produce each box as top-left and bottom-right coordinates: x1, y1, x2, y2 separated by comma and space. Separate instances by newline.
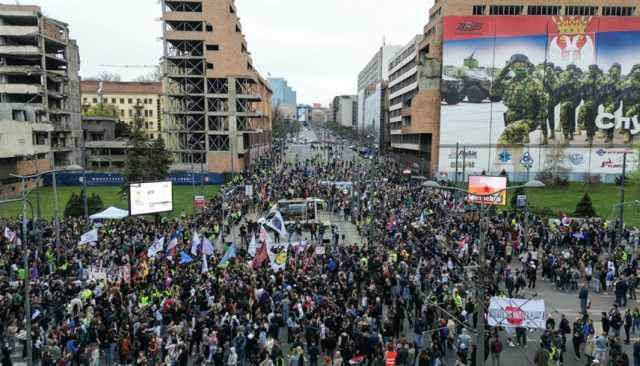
0, 4, 82, 197
161, 0, 273, 173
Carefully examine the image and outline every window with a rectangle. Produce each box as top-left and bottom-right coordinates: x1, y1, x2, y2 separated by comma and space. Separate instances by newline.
129, 110, 133, 117
565, 6, 597, 16
137, 98, 141, 105
235, 24, 241, 32
128, 98, 132, 104
120, 98, 124, 104
12, 109, 26, 121
144, 110, 148, 117
207, 44, 219, 51
150, 122, 154, 129
205, 24, 213, 32
149, 110, 153, 117
602, 6, 636, 16
229, 5, 235, 14
120, 110, 124, 117
528, 6, 560, 15
111, 98, 116, 104
207, 63, 214, 70
489, 5, 523, 15
145, 122, 149, 129
92, 98, 97, 103
473, 5, 486, 15
83, 97, 87, 103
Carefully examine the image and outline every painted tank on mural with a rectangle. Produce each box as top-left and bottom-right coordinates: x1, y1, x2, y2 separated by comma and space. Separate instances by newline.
442, 53, 500, 104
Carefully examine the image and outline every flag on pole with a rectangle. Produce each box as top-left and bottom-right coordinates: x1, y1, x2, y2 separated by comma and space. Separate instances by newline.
201, 255, 209, 273
4, 227, 17, 243
248, 236, 258, 257
166, 232, 179, 254
218, 244, 237, 268
190, 231, 201, 256
252, 242, 268, 269
79, 229, 98, 245
147, 236, 164, 258
179, 251, 193, 264
202, 236, 214, 256
265, 211, 288, 238
267, 242, 290, 272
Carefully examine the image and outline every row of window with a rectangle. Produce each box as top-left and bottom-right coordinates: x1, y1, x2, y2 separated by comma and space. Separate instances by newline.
389, 74, 417, 96
84, 97, 157, 105
472, 5, 636, 16
389, 59, 417, 83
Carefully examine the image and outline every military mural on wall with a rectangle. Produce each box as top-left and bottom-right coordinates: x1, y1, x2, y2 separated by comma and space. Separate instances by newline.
439, 16, 640, 176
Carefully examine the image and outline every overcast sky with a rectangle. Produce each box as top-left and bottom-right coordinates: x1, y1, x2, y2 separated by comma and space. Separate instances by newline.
32, 0, 433, 105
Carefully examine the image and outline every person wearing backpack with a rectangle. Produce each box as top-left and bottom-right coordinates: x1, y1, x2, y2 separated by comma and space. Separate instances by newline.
490, 335, 502, 366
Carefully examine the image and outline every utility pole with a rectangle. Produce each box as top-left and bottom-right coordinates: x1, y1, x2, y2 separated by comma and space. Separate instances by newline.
20, 177, 33, 366
618, 152, 627, 242
476, 206, 487, 366
82, 133, 89, 230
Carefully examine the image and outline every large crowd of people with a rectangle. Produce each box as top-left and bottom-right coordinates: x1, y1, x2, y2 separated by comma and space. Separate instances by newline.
0, 137, 639, 366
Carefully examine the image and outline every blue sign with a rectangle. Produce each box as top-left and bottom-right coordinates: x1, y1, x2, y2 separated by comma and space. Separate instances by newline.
520, 152, 534, 169
498, 150, 512, 163
43, 172, 224, 187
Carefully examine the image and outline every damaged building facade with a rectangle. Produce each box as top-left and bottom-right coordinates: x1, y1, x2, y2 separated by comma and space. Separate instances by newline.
162, 0, 273, 173
0, 4, 82, 196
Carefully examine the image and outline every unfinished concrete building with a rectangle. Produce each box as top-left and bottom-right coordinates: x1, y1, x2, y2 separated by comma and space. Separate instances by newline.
0, 4, 82, 197
161, 0, 273, 173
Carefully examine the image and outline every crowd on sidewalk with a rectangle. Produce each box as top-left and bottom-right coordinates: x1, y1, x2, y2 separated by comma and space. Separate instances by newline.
0, 140, 639, 366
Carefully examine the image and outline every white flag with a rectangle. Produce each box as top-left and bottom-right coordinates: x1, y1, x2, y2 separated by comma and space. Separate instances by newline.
266, 211, 288, 239
202, 236, 214, 256
190, 231, 201, 256
267, 242, 289, 272
201, 255, 209, 273
4, 227, 16, 242
79, 229, 98, 245
147, 236, 165, 258
248, 236, 258, 257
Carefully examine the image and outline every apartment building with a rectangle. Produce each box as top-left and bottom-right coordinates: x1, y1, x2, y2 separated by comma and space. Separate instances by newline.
162, 0, 273, 173
357, 45, 402, 146
310, 103, 329, 124
331, 95, 358, 128
0, 4, 82, 197
82, 116, 129, 172
81, 81, 163, 140
401, 0, 640, 177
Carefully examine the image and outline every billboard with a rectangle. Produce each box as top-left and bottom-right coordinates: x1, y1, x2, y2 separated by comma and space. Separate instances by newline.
439, 16, 640, 177
129, 181, 173, 216
467, 175, 507, 205
488, 297, 546, 329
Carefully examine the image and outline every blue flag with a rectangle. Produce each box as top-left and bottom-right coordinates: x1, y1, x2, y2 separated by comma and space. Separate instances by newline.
179, 251, 193, 264
218, 244, 237, 268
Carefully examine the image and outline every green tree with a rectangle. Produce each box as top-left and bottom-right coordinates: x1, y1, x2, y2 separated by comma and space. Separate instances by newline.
574, 193, 597, 218
147, 136, 173, 181
63, 190, 104, 218
84, 102, 119, 118
115, 120, 131, 139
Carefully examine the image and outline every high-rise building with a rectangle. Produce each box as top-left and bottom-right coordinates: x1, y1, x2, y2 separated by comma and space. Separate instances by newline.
331, 95, 358, 128
268, 77, 297, 120
0, 4, 82, 197
357, 45, 402, 146
162, 0, 273, 173
394, 0, 640, 179
81, 81, 163, 140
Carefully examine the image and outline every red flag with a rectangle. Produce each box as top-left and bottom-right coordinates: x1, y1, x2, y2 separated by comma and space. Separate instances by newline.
252, 242, 268, 269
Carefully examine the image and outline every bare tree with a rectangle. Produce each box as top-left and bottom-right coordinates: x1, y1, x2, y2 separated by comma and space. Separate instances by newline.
85, 71, 122, 82
133, 67, 162, 82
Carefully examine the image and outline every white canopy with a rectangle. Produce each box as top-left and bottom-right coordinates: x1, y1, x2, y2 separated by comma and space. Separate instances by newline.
89, 206, 129, 220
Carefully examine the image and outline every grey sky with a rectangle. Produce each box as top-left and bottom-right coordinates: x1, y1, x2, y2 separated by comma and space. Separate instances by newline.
32, 0, 433, 105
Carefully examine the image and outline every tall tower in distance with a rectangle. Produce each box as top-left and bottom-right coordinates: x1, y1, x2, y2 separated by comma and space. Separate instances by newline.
161, 0, 272, 173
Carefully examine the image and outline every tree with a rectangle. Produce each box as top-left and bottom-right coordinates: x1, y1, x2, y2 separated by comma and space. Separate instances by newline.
133, 67, 162, 82
63, 190, 104, 218
85, 71, 121, 82
574, 193, 597, 218
147, 136, 173, 181
84, 102, 119, 118
115, 120, 131, 139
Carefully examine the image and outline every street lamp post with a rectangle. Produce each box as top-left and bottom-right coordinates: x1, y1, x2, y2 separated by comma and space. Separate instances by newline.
422, 179, 545, 366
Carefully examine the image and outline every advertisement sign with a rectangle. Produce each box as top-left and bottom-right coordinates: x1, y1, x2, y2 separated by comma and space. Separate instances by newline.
488, 297, 546, 329
467, 176, 507, 206
129, 181, 173, 216
516, 195, 528, 209
440, 16, 640, 176
193, 195, 205, 209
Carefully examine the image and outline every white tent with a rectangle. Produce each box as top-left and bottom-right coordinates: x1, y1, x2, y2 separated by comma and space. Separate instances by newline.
90, 206, 129, 220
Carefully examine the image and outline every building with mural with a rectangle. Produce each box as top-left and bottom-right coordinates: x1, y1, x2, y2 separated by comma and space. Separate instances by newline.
418, 1, 640, 181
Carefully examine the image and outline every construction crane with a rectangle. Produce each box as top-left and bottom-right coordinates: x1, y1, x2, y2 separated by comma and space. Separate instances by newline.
99, 64, 158, 69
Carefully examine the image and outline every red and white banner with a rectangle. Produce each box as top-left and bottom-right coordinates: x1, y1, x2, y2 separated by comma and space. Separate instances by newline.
488, 297, 546, 329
